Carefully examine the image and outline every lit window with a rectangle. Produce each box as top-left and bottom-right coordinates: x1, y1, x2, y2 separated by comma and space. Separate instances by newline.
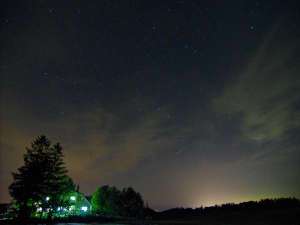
37, 207, 42, 212
81, 206, 88, 212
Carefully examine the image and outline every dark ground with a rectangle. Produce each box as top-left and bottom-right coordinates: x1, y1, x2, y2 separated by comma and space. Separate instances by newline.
1, 198, 300, 225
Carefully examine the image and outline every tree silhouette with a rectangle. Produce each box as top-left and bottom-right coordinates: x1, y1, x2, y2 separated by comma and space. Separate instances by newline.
120, 187, 144, 218
9, 135, 75, 220
91, 185, 145, 218
91, 185, 121, 216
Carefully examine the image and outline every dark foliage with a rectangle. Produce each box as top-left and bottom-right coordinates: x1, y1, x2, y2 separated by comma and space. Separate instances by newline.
91, 185, 122, 216
120, 187, 144, 218
91, 185, 144, 218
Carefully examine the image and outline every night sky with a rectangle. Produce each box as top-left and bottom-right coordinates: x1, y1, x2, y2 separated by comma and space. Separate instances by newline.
1, 0, 300, 210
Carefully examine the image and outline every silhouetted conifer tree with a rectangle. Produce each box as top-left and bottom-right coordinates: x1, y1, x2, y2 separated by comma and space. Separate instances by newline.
9, 135, 75, 220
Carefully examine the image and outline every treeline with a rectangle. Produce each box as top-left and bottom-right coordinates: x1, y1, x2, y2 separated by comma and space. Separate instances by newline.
149, 198, 300, 225
90, 185, 144, 218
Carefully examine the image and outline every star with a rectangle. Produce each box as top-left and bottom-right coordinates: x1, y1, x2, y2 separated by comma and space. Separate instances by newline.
48, 8, 55, 14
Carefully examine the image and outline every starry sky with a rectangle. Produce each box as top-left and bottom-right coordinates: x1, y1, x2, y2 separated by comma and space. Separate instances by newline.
0, 0, 300, 210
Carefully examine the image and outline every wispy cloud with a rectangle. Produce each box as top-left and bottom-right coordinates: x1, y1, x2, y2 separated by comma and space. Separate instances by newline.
213, 26, 300, 142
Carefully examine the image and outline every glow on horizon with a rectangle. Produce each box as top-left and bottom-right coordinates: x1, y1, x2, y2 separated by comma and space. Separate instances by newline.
192, 194, 293, 207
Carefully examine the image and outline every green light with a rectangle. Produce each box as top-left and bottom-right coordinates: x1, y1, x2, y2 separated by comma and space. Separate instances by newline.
33, 192, 92, 218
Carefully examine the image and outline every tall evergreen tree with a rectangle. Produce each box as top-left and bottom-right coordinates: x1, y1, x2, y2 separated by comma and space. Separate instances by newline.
9, 135, 75, 219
